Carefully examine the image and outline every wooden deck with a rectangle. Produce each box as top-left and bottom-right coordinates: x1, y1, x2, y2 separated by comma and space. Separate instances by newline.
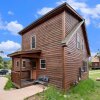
11, 71, 35, 88
21, 79, 35, 87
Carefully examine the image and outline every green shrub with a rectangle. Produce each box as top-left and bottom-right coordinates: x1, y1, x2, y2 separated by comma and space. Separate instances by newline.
43, 86, 67, 100
25, 71, 100, 100
4, 75, 15, 90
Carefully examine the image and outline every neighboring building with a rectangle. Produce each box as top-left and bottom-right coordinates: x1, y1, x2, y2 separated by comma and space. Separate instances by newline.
8, 3, 90, 90
91, 56, 100, 69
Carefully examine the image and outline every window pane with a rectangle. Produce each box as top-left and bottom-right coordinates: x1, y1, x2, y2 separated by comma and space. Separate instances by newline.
82, 61, 88, 72
76, 33, 80, 49
41, 64, 45, 68
32, 36, 35, 48
40, 59, 46, 69
16, 61, 19, 67
23, 61, 26, 67
41, 60, 45, 64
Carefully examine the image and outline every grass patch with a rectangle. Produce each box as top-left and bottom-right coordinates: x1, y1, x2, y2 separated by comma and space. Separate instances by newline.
4, 75, 15, 90
70, 78, 95, 96
26, 70, 100, 100
43, 86, 66, 100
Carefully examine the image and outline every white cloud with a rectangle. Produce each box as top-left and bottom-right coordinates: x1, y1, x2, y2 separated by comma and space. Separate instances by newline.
0, 16, 23, 35
56, 0, 100, 26
91, 52, 96, 57
0, 40, 21, 53
0, 53, 8, 58
56, 0, 87, 10
6, 21, 23, 35
80, 5, 100, 19
37, 7, 53, 15
8, 11, 14, 16
83, 16, 90, 26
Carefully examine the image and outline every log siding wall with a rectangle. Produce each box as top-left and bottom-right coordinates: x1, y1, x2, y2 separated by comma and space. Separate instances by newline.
12, 10, 89, 90
64, 11, 89, 90
22, 13, 64, 88
13, 58, 31, 71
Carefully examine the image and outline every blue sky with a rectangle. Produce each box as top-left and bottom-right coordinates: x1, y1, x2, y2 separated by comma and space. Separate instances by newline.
0, 0, 100, 57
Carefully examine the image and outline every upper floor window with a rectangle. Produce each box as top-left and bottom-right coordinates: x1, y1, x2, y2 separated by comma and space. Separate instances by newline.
31, 35, 36, 49
76, 33, 80, 49
40, 59, 46, 69
82, 39, 84, 50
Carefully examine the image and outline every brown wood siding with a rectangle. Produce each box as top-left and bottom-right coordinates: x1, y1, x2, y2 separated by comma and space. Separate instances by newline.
13, 58, 31, 71
21, 71, 30, 79
65, 11, 79, 37
64, 11, 89, 90
22, 13, 64, 88
12, 9, 89, 90
11, 71, 20, 86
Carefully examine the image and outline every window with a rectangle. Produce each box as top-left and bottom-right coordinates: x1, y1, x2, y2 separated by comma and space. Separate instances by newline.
16, 61, 19, 67
82, 61, 88, 72
82, 40, 84, 50
31, 35, 36, 49
76, 33, 80, 49
22, 61, 26, 67
40, 59, 46, 69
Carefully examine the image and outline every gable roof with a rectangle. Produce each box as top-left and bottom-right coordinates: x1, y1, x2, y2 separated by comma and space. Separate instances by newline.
19, 3, 83, 35
91, 56, 99, 62
8, 50, 41, 57
62, 20, 84, 45
62, 19, 90, 56
18, 3, 90, 56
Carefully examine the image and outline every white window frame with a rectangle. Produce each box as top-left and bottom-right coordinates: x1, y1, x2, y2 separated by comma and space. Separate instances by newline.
16, 61, 19, 67
40, 59, 46, 69
31, 35, 36, 49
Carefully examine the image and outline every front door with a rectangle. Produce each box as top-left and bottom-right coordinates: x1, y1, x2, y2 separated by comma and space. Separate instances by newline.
31, 59, 37, 79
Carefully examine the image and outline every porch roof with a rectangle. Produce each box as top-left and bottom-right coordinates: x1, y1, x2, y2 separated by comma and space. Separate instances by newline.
7, 50, 41, 57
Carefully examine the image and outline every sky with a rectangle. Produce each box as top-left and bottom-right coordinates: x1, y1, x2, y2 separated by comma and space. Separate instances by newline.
0, 0, 100, 58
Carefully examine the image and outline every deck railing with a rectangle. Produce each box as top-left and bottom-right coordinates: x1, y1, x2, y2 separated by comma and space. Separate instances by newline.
11, 71, 21, 87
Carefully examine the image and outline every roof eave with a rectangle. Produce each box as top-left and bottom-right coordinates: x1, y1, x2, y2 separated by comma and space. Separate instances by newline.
82, 22, 91, 56
18, 3, 83, 35
7, 50, 41, 57
18, 3, 90, 56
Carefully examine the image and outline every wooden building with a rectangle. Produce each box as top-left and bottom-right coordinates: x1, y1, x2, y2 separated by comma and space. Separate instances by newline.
91, 57, 100, 69
8, 3, 90, 90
